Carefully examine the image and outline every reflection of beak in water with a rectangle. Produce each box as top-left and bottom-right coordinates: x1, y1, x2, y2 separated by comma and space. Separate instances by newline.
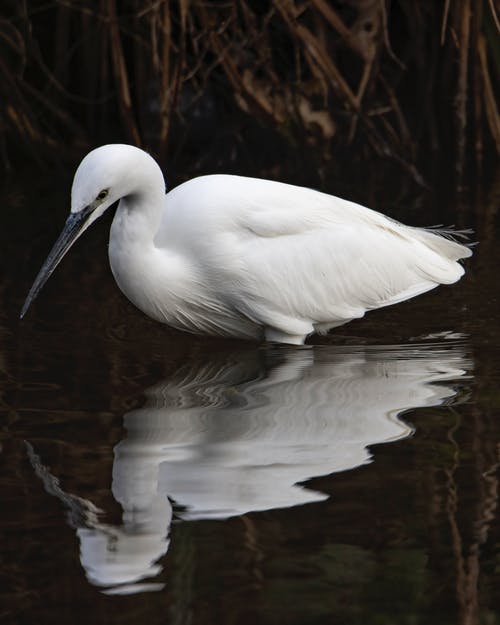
27, 343, 471, 595
25, 441, 169, 596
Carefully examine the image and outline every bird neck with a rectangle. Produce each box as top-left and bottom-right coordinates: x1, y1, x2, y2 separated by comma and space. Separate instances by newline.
113, 187, 165, 247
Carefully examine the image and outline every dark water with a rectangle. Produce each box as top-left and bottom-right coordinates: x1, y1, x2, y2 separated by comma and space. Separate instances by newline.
1, 169, 500, 625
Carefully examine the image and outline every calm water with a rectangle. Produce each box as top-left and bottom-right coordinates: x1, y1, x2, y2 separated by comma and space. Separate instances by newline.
1, 169, 500, 624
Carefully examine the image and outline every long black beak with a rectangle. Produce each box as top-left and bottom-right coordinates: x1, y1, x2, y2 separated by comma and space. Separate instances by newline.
20, 206, 93, 319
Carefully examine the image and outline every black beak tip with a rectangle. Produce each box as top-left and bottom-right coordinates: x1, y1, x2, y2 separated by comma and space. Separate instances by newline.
20, 295, 33, 320
18, 207, 92, 323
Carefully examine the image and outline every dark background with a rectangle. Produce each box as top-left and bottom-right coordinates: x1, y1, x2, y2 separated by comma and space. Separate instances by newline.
1, 0, 499, 198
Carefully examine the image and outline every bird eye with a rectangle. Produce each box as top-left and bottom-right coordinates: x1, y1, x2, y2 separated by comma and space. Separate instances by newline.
96, 189, 109, 201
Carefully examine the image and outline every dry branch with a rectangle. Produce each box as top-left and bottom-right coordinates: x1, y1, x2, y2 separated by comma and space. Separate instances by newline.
0, 0, 498, 186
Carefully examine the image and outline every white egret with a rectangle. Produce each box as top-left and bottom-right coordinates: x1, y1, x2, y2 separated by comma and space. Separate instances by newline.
21, 144, 472, 344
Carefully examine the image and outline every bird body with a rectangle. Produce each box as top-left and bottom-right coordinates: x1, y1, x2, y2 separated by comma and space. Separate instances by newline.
22, 144, 472, 344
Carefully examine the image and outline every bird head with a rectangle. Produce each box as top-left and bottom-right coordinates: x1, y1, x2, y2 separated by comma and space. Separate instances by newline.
20, 144, 165, 318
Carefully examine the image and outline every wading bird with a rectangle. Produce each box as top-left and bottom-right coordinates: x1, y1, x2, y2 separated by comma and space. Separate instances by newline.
21, 144, 471, 344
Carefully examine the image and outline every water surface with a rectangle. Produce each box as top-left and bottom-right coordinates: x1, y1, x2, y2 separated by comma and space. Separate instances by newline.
1, 171, 500, 624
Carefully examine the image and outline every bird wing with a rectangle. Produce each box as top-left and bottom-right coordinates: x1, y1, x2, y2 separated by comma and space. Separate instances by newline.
158, 175, 471, 338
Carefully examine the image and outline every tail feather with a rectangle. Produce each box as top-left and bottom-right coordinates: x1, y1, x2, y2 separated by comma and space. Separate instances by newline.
411, 227, 473, 262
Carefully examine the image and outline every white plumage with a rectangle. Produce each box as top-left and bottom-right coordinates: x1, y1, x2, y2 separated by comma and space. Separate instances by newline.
22, 144, 472, 344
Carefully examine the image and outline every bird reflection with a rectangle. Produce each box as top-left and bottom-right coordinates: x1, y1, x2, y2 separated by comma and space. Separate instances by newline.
28, 342, 470, 595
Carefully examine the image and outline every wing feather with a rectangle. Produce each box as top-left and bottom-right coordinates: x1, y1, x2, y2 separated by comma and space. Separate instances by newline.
158, 175, 471, 338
